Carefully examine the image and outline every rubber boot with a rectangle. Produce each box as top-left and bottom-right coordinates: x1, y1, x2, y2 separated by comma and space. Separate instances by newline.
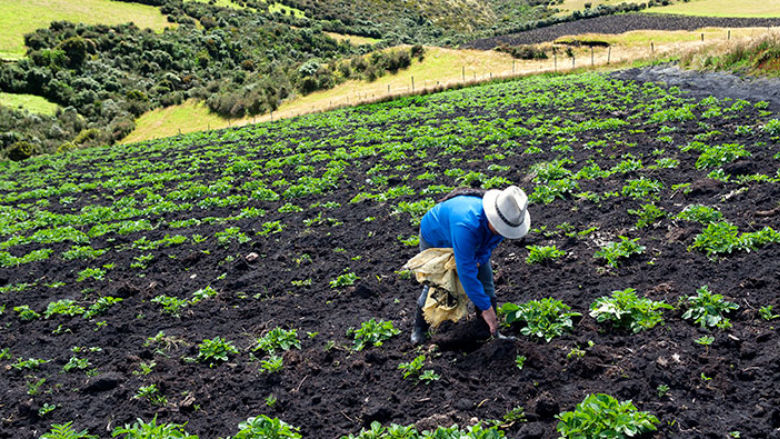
410, 306, 429, 345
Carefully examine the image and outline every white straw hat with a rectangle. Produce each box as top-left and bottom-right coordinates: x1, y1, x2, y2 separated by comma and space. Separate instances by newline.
482, 186, 531, 240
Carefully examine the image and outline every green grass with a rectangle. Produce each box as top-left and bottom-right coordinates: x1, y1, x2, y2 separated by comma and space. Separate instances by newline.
268, 2, 305, 18
645, 0, 780, 17
184, 0, 244, 10
121, 99, 234, 144
0, 92, 59, 116
325, 32, 380, 46
0, 0, 171, 58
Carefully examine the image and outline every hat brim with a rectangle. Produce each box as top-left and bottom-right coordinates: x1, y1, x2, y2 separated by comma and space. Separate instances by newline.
483, 189, 531, 240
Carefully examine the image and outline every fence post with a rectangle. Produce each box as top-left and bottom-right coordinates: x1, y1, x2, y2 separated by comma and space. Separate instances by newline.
462, 66, 465, 80
513, 59, 516, 74
554, 52, 557, 72
591, 47, 594, 66
411, 76, 414, 91
728, 30, 731, 40
607, 47, 611, 65
701, 33, 704, 41
651, 41, 654, 54
571, 54, 575, 69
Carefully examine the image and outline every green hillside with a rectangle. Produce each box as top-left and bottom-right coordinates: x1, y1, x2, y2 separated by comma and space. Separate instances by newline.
0, 0, 170, 59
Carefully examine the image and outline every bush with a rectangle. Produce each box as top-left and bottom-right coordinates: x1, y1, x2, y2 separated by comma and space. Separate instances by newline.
4, 141, 38, 161
501, 298, 580, 342
589, 288, 673, 333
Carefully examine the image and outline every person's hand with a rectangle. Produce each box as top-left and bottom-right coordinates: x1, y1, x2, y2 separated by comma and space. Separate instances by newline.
493, 331, 517, 341
481, 306, 499, 335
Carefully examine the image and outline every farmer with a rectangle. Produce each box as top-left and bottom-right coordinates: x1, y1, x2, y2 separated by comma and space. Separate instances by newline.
410, 186, 531, 345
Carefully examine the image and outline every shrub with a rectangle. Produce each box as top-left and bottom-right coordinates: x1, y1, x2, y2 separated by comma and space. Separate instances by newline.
589, 288, 673, 333
501, 298, 580, 342
556, 393, 659, 438
5, 141, 37, 161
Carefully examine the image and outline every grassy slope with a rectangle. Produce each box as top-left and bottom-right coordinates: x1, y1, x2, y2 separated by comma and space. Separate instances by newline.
0, 92, 59, 116
122, 46, 517, 142
324, 32, 380, 46
0, 0, 171, 59
645, 0, 780, 17
553, 0, 635, 16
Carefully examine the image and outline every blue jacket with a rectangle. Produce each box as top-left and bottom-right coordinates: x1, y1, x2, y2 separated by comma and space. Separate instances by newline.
420, 195, 503, 311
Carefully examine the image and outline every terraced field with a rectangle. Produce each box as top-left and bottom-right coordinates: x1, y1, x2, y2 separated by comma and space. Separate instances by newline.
1, 72, 779, 438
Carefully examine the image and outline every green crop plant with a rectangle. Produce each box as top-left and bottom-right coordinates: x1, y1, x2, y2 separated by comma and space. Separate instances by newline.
525, 245, 566, 264
230, 415, 301, 439
134, 384, 167, 406
63, 356, 90, 372
14, 305, 40, 321
151, 295, 189, 318
254, 327, 301, 354
656, 384, 670, 398
40, 422, 97, 439
594, 236, 645, 268
694, 335, 715, 346
676, 205, 723, 224
11, 357, 49, 370
347, 319, 400, 351
556, 393, 659, 438
44, 300, 85, 319
529, 178, 579, 205
25, 377, 45, 395
76, 267, 106, 282
330, 271, 359, 288
763, 119, 780, 136
695, 143, 750, 169
197, 337, 239, 367
627, 203, 666, 229
132, 361, 156, 376
38, 403, 56, 417
621, 177, 663, 200
130, 253, 154, 270
682, 285, 738, 329
191, 286, 218, 304
759, 305, 779, 321
62, 245, 106, 261
259, 355, 284, 374
515, 355, 527, 370
397, 234, 420, 247
398, 354, 438, 385
340, 421, 504, 439
501, 298, 580, 342
83, 297, 122, 319
112, 416, 197, 438
589, 288, 673, 333
689, 222, 780, 257
216, 227, 252, 246
257, 221, 284, 236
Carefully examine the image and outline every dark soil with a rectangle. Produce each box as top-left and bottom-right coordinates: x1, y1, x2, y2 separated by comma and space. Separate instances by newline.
613, 64, 780, 113
464, 13, 780, 49
0, 71, 779, 439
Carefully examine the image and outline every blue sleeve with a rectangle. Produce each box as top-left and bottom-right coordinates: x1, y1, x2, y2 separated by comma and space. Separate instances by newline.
451, 224, 492, 311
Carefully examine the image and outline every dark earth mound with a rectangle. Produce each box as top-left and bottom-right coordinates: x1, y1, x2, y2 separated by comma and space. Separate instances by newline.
465, 13, 780, 49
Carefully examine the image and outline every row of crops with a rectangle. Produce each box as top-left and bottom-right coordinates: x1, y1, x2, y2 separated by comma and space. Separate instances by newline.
1, 71, 779, 438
